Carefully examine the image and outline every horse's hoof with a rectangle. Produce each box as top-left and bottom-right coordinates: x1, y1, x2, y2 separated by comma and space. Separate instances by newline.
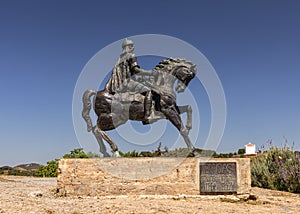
193, 152, 201, 158
142, 120, 150, 125
187, 152, 195, 157
112, 151, 120, 158
191, 148, 202, 158
87, 125, 93, 132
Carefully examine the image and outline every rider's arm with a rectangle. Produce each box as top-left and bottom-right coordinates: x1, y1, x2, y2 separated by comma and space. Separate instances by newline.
130, 56, 152, 76
133, 67, 151, 76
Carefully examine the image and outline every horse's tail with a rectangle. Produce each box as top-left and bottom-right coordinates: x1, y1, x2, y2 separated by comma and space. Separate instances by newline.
82, 89, 97, 132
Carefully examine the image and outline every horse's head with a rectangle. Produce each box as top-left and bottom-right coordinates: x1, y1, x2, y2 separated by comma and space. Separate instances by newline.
153, 58, 196, 93
173, 60, 196, 93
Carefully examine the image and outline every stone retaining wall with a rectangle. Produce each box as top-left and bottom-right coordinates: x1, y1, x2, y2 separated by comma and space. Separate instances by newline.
57, 158, 250, 196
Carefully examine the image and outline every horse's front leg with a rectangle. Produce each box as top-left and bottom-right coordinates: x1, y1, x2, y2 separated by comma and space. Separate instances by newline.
178, 105, 192, 134
162, 106, 195, 153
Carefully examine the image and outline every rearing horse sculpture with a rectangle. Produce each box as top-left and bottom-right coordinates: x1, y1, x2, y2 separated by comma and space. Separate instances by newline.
82, 57, 197, 157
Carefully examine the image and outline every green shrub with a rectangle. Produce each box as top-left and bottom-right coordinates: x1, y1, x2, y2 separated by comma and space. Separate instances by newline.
251, 146, 300, 193
213, 153, 234, 158
36, 148, 91, 177
86, 152, 100, 158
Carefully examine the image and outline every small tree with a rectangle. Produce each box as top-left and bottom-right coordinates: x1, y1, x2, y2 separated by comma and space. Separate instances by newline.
238, 148, 245, 154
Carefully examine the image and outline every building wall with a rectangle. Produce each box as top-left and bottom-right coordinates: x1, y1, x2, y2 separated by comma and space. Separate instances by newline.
245, 145, 256, 154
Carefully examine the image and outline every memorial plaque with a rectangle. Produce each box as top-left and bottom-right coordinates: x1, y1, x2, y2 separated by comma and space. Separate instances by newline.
200, 162, 237, 194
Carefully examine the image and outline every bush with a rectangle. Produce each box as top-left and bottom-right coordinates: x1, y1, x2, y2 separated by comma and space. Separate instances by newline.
86, 152, 100, 158
36, 160, 58, 177
63, 148, 88, 158
139, 151, 153, 157
119, 150, 139, 157
251, 146, 300, 193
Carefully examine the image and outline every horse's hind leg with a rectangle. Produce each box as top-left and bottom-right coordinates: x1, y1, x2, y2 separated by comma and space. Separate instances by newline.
92, 126, 110, 157
99, 130, 120, 157
97, 113, 127, 157
93, 125, 120, 157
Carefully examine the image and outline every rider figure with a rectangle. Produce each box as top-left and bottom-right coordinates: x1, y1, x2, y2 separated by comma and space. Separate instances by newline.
105, 38, 153, 122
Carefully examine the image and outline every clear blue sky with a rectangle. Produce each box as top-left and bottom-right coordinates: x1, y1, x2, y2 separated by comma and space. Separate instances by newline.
1, 0, 300, 166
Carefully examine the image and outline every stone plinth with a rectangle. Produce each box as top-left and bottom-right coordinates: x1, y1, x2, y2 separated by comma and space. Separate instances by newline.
57, 158, 250, 196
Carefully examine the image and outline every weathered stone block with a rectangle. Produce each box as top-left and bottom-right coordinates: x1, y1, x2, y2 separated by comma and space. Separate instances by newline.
57, 158, 250, 196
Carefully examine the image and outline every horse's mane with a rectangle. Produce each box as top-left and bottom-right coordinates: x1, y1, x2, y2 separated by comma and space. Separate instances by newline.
153, 58, 196, 74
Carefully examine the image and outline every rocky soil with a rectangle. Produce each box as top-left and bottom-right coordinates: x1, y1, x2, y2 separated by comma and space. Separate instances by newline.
0, 176, 299, 214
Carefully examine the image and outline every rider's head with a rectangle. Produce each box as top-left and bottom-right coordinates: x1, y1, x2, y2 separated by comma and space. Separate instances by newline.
122, 38, 134, 54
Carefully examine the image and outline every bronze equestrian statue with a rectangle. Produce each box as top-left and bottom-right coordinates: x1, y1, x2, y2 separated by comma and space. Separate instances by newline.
82, 38, 197, 157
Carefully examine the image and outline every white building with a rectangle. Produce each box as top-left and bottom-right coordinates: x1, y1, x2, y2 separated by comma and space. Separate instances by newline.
245, 143, 256, 155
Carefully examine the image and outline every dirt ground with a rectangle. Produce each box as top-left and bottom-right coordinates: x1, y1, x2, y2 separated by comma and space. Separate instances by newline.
0, 176, 299, 214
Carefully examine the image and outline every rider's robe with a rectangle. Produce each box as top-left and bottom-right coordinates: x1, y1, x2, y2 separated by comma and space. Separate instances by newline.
105, 53, 140, 93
